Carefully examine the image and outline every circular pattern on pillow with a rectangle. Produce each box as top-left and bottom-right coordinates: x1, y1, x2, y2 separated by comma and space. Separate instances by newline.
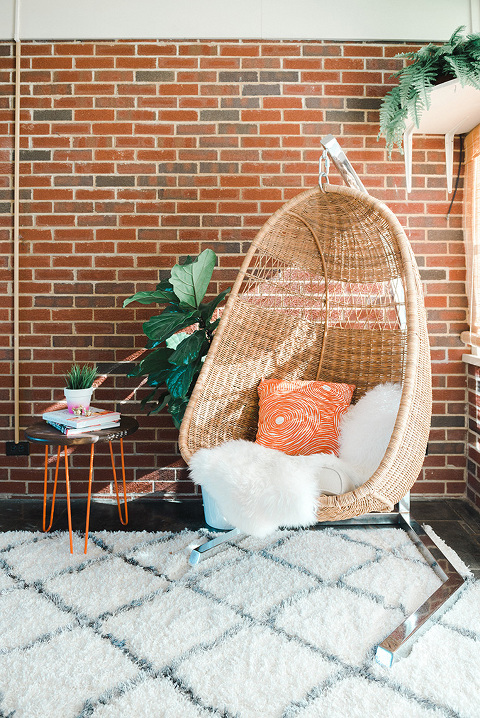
255, 379, 355, 456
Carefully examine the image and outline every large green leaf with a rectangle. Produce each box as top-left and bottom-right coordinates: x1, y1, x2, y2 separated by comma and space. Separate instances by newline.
167, 396, 190, 428
123, 289, 175, 308
165, 361, 198, 399
149, 392, 171, 415
169, 249, 216, 308
165, 331, 190, 350
133, 347, 173, 377
155, 279, 179, 302
144, 369, 171, 386
168, 330, 207, 366
143, 306, 197, 343
199, 287, 231, 324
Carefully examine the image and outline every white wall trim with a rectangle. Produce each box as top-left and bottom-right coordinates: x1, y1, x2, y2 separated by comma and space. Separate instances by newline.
463, 353, 480, 367
0, 0, 474, 42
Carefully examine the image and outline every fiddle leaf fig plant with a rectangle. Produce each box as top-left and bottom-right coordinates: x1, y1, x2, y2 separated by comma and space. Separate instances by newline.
379, 26, 480, 156
124, 250, 230, 428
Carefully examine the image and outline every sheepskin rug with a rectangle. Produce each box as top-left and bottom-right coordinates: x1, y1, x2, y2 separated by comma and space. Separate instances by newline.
190, 441, 362, 536
189, 383, 402, 535
0, 527, 476, 718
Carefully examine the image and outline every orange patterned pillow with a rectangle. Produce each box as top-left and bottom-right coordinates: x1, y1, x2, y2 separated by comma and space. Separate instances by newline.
255, 379, 355, 456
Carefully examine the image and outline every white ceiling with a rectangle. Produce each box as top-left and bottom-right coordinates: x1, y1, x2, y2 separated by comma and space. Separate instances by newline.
2, 0, 477, 42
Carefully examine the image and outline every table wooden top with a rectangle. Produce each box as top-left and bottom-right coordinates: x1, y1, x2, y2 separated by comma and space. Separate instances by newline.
25, 416, 139, 446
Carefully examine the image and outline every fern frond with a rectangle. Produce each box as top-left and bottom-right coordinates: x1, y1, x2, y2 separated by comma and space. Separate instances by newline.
379, 25, 480, 157
378, 86, 409, 157
445, 55, 473, 84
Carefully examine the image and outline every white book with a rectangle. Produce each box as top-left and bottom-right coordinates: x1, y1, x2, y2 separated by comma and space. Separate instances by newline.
45, 419, 121, 436
42, 406, 121, 428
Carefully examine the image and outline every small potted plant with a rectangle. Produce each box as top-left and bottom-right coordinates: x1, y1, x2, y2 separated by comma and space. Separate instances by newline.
379, 26, 480, 156
64, 363, 97, 414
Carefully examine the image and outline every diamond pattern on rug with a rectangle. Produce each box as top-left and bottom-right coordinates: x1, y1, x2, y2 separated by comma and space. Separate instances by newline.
299, 675, 447, 718
90, 675, 213, 718
0, 530, 38, 551
274, 583, 404, 665
44, 555, 169, 618
125, 530, 207, 581
373, 622, 480, 717
101, 583, 240, 669
440, 581, 480, 634
268, 528, 377, 580
5, 532, 105, 582
343, 553, 443, 613
92, 529, 165, 553
339, 526, 416, 552
195, 552, 318, 618
0, 586, 73, 651
0, 527, 477, 718
175, 623, 338, 718
0, 626, 139, 718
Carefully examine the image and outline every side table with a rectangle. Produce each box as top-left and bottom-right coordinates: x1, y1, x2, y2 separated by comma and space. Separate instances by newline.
25, 416, 139, 554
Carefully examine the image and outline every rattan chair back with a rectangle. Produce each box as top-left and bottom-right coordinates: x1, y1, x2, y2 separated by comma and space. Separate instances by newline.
179, 184, 432, 521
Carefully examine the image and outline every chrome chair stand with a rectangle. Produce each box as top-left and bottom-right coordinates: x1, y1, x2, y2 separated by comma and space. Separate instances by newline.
189, 492, 467, 667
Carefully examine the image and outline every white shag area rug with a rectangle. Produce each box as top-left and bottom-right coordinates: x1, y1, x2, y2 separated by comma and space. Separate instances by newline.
0, 527, 478, 718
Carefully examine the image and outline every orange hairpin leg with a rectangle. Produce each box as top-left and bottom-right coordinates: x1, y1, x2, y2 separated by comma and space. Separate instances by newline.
64, 446, 74, 554
83, 444, 95, 554
42, 445, 60, 533
109, 438, 128, 526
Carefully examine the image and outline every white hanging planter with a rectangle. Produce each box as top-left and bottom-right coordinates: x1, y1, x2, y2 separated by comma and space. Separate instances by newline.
403, 79, 480, 193
64, 387, 94, 415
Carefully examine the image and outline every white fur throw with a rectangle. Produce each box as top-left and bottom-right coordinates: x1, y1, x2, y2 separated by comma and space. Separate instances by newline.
188, 382, 403, 537
189, 440, 362, 537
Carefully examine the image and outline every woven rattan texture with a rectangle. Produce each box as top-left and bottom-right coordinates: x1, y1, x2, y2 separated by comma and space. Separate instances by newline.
179, 185, 432, 521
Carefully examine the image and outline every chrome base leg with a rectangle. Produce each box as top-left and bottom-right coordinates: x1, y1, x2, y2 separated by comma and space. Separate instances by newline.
375, 514, 466, 667
189, 528, 242, 566
316, 493, 467, 665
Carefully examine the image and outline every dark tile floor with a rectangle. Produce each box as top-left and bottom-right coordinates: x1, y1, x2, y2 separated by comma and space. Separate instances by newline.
0, 496, 479, 578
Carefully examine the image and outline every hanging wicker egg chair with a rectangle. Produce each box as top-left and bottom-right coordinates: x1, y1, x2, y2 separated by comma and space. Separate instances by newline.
179, 183, 431, 521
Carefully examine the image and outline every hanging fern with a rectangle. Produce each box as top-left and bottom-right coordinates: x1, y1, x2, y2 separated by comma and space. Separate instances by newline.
379, 26, 480, 157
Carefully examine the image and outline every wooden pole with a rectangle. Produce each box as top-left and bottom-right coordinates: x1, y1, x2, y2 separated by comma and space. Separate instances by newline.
13, 0, 21, 443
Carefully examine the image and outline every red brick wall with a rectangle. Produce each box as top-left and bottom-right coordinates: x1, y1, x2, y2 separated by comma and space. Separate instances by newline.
467, 363, 480, 508
0, 39, 468, 501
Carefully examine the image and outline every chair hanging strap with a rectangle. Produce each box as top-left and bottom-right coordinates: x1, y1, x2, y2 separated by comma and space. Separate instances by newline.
318, 149, 330, 191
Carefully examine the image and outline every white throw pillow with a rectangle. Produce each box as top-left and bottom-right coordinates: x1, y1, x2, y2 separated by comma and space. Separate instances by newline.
338, 382, 402, 482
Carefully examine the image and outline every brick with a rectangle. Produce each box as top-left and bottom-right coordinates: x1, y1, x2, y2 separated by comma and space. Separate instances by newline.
242, 84, 281, 96
325, 110, 365, 123
33, 109, 73, 121
200, 110, 240, 121
19, 150, 51, 161
218, 71, 258, 82
158, 162, 198, 174
96, 175, 136, 187
135, 70, 175, 82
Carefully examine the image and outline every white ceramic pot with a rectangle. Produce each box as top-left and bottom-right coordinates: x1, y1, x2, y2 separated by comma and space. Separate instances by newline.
201, 488, 234, 530
64, 387, 94, 415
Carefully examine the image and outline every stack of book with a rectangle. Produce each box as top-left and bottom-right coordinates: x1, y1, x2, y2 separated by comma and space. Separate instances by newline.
42, 407, 121, 436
